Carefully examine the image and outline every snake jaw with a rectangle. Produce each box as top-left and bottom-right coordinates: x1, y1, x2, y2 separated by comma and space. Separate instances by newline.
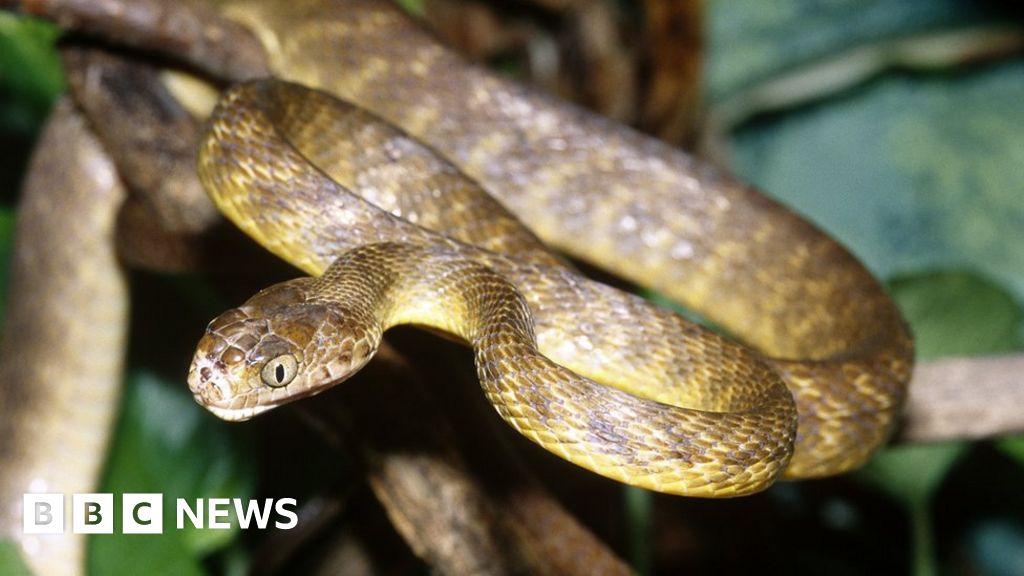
203, 402, 273, 422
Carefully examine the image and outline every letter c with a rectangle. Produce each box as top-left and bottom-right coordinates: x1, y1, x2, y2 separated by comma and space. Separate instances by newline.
133, 502, 152, 525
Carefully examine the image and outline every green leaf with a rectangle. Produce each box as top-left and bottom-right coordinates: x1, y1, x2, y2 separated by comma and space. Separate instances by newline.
862, 443, 967, 505
707, 0, 1006, 99
861, 443, 967, 576
890, 271, 1023, 360
0, 13, 63, 132
88, 371, 255, 576
999, 436, 1024, 466
729, 59, 1024, 306
0, 540, 33, 576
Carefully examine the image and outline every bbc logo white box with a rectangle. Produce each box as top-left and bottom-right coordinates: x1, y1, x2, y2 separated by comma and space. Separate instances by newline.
123, 493, 163, 534
72, 493, 113, 534
22, 493, 64, 534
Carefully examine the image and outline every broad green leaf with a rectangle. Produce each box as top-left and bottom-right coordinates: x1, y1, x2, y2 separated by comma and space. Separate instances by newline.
729, 59, 1024, 305
0, 540, 33, 576
862, 443, 966, 507
707, 0, 1006, 99
862, 443, 967, 576
89, 371, 254, 575
0, 14, 63, 132
890, 271, 1023, 360
90, 525, 203, 576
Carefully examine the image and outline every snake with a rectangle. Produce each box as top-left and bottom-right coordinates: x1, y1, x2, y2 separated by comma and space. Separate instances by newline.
0, 13, 914, 571
0, 1, 915, 574
185, 0, 914, 498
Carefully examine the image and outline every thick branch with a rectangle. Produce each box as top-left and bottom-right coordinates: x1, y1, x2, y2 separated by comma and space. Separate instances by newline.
10, 0, 268, 80
305, 343, 634, 576
898, 354, 1024, 443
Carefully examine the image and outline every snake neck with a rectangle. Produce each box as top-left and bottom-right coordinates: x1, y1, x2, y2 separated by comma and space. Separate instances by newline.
310, 242, 536, 352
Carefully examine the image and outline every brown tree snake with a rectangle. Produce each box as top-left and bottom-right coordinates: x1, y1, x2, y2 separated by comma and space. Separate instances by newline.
186, 0, 913, 496
0, 0, 915, 573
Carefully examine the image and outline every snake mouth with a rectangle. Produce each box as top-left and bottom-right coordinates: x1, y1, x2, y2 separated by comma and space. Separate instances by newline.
195, 383, 330, 422
200, 401, 274, 422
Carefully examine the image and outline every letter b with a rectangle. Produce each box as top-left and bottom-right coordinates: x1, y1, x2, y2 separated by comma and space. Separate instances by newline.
85, 502, 102, 525
37, 502, 53, 525
73, 494, 112, 534
23, 494, 63, 534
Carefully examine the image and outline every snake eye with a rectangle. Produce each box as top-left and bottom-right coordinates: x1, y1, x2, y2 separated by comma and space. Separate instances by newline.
260, 354, 298, 388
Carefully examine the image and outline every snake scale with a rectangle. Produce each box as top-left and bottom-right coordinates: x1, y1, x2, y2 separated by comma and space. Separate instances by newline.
0, 1, 917, 574
185, 0, 914, 497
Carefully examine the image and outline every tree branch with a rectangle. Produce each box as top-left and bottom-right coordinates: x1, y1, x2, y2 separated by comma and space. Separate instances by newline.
898, 354, 1024, 443
10, 0, 268, 80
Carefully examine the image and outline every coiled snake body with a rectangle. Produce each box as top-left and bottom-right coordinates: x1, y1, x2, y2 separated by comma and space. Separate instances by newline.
0, 1, 915, 574
188, 35, 912, 497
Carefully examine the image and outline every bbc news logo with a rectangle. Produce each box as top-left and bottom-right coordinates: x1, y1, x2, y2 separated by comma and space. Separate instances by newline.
23, 494, 298, 534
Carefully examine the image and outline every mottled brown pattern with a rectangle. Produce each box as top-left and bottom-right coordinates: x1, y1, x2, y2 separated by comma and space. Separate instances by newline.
192, 237, 796, 497
188, 69, 907, 496
0, 2, 914, 575
201, 0, 913, 481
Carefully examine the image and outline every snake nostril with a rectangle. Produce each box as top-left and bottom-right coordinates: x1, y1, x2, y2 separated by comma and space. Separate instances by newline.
202, 381, 223, 403
200, 366, 213, 382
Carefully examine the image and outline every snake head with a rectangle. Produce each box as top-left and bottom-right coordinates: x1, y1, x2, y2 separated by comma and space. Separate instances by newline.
188, 278, 379, 420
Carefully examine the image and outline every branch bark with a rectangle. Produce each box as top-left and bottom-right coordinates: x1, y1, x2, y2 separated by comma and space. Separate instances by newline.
10, 0, 268, 80
899, 354, 1024, 443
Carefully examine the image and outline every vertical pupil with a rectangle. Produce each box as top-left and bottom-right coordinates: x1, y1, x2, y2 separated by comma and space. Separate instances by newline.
275, 363, 285, 383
